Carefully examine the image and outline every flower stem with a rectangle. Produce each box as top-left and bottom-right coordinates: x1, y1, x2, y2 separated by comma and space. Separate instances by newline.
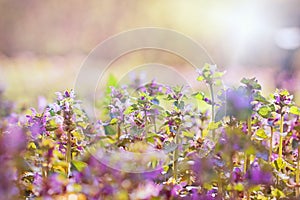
279, 114, 284, 160
153, 116, 157, 133
244, 117, 252, 200
173, 127, 180, 181
296, 145, 300, 197
269, 126, 273, 163
218, 174, 223, 197
144, 109, 148, 138
63, 106, 74, 177
66, 129, 72, 175
244, 117, 251, 174
117, 123, 121, 140
209, 84, 215, 122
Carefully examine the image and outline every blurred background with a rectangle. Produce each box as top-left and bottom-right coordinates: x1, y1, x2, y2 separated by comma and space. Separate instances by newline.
0, 0, 300, 104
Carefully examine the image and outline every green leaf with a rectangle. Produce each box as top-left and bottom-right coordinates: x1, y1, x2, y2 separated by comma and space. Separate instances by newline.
203, 183, 213, 190
106, 74, 118, 94
255, 129, 268, 140
245, 145, 256, 155
182, 131, 194, 138
197, 76, 204, 81
279, 89, 289, 96
104, 125, 116, 135
192, 92, 204, 100
174, 100, 184, 110
258, 106, 271, 118
241, 77, 261, 90
207, 121, 221, 130
71, 160, 87, 172
271, 188, 285, 198
213, 71, 225, 79
162, 165, 169, 173
110, 118, 118, 125
124, 106, 133, 114
45, 119, 58, 131
254, 93, 268, 103
241, 77, 249, 84
290, 105, 300, 115
273, 158, 285, 170
233, 183, 244, 192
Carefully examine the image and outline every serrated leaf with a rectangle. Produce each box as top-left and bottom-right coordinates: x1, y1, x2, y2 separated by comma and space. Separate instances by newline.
192, 92, 204, 100
254, 93, 268, 103
163, 165, 169, 173
71, 160, 87, 172
182, 131, 194, 138
77, 121, 88, 129
203, 183, 213, 190
273, 158, 285, 170
46, 119, 58, 131
271, 188, 285, 198
245, 145, 256, 155
197, 76, 204, 81
208, 121, 221, 130
255, 129, 268, 140
104, 125, 116, 136
52, 161, 68, 174
233, 183, 244, 191
110, 118, 118, 125
202, 129, 209, 138
258, 106, 271, 118
279, 89, 289, 96
241, 78, 249, 84
213, 71, 225, 78
27, 141, 36, 149
124, 106, 133, 114
290, 105, 300, 115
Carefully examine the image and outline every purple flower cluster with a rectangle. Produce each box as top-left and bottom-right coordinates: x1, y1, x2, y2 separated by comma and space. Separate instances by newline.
2, 65, 300, 199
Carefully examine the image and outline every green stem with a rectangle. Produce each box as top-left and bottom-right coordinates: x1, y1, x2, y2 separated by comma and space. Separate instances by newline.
279, 114, 284, 160
229, 151, 235, 199
153, 116, 157, 133
296, 145, 300, 197
209, 84, 216, 140
269, 126, 273, 164
209, 84, 215, 122
244, 117, 252, 200
66, 129, 72, 176
117, 123, 121, 140
247, 117, 252, 135
144, 109, 148, 138
244, 117, 251, 174
173, 127, 180, 181
41, 134, 47, 179
218, 174, 223, 197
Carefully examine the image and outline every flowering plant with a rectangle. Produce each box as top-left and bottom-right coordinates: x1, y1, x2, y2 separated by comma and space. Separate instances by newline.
2, 64, 300, 199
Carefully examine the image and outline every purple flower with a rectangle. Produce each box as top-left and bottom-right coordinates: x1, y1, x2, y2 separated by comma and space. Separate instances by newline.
55, 92, 64, 101
217, 87, 252, 120
232, 167, 243, 183
2, 125, 27, 154
246, 163, 272, 185
171, 181, 186, 197
27, 111, 47, 139
38, 96, 47, 112
47, 174, 65, 195
131, 181, 162, 199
